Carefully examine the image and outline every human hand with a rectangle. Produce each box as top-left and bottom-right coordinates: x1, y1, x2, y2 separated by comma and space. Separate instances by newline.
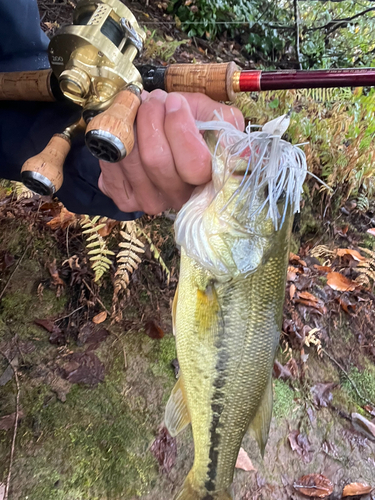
98, 90, 244, 215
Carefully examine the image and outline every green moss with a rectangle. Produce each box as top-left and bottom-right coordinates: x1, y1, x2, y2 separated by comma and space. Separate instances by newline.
18, 374, 158, 500
342, 364, 375, 407
273, 379, 296, 420
149, 335, 177, 379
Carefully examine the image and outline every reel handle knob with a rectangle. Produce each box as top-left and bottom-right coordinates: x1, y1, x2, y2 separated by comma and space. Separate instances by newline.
85, 86, 141, 163
21, 134, 70, 196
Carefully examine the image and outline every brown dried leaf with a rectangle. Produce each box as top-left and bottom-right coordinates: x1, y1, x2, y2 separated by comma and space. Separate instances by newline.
314, 265, 332, 273
342, 483, 372, 497
34, 319, 65, 345
288, 430, 312, 463
150, 427, 177, 474
364, 405, 375, 417
289, 283, 296, 300
273, 360, 292, 381
97, 219, 118, 237
235, 447, 256, 472
0, 252, 15, 272
338, 294, 357, 314
295, 299, 327, 314
336, 248, 366, 262
298, 291, 319, 302
48, 259, 64, 286
0, 410, 24, 431
62, 352, 105, 386
46, 206, 77, 230
145, 320, 165, 339
293, 474, 333, 498
327, 272, 358, 292
92, 311, 107, 324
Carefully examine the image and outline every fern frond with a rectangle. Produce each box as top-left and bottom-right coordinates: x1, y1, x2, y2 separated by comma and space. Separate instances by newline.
12, 181, 34, 200
113, 222, 145, 295
80, 215, 114, 282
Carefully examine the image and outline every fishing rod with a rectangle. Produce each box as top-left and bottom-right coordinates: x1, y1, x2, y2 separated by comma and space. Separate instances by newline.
1, 0, 375, 196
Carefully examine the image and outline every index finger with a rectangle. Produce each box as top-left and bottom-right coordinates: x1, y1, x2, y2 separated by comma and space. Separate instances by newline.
179, 93, 245, 131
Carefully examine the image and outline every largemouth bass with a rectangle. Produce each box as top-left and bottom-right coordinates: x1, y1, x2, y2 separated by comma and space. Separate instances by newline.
165, 116, 307, 500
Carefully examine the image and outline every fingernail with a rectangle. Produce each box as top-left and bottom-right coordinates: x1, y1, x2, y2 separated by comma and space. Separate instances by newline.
166, 93, 183, 113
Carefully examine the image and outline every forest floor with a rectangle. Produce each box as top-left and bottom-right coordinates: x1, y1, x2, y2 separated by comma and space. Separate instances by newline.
0, 1, 375, 499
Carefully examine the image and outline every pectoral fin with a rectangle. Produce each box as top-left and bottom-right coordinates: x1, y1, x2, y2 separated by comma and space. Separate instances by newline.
165, 377, 191, 437
248, 375, 273, 457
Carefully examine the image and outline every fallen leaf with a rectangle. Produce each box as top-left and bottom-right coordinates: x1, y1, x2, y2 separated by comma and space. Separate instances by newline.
367, 228, 375, 237
327, 272, 357, 292
295, 298, 327, 314
77, 322, 109, 348
145, 320, 165, 339
314, 265, 332, 273
97, 219, 118, 237
310, 383, 337, 408
235, 447, 256, 471
289, 284, 296, 300
0, 252, 15, 271
293, 474, 334, 498
0, 410, 24, 431
273, 360, 292, 380
298, 291, 319, 302
48, 259, 64, 287
34, 319, 65, 345
351, 412, 375, 441
92, 311, 107, 324
364, 405, 375, 417
47, 206, 77, 230
61, 352, 105, 386
338, 294, 357, 314
289, 253, 307, 267
150, 427, 177, 474
336, 248, 366, 262
288, 430, 312, 463
342, 483, 372, 497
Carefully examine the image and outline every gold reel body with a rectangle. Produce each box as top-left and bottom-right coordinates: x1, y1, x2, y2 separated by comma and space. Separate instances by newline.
21, 0, 146, 195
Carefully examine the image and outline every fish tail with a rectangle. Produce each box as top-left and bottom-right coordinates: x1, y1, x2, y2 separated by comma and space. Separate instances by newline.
175, 476, 232, 500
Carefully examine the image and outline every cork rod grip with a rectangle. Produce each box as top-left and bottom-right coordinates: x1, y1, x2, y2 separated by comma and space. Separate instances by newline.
85, 88, 141, 162
164, 62, 238, 101
21, 135, 71, 195
0, 70, 55, 101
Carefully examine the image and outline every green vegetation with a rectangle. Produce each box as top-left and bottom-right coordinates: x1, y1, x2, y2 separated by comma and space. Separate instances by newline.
273, 380, 295, 420
342, 364, 375, 407
169, 0, 375, 69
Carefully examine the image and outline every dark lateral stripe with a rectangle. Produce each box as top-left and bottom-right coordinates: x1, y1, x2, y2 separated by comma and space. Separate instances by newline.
204, 294, 229, 494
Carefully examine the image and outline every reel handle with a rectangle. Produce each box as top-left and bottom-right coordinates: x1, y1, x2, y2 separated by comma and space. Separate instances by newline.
21, 135, 70, 196
85, 85, 141, 163
20, 117, 86, 196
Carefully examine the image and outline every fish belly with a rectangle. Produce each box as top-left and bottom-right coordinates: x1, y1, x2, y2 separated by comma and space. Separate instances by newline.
175, 246, 288, 498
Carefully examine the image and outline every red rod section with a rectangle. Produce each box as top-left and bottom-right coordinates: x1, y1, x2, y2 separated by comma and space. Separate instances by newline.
239, 68, 375, 92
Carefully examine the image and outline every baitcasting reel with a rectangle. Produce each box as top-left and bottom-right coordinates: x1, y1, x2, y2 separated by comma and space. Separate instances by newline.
22, 0, 147, 195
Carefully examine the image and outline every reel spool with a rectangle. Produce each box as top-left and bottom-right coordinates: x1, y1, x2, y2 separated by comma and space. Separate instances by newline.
21, 0, 146, 195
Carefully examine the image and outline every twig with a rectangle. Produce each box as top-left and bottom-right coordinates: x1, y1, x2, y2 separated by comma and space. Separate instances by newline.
0, 241, 31, 301
0, 351, 20, 500
294, 0, 303, 69
82, 279, 109, 314
54, 305, 84, 323
322, 347, 375, 407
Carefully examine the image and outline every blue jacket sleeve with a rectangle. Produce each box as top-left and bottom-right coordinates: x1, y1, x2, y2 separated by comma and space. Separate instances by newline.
0, 0, 142, 221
